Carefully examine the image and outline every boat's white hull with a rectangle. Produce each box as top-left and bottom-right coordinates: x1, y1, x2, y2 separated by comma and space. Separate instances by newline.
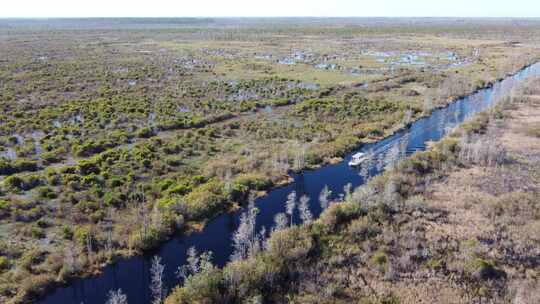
348, 157, 368, 166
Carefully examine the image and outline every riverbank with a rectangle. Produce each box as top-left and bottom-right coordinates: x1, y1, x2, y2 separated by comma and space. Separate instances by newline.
165, 78, 540, 303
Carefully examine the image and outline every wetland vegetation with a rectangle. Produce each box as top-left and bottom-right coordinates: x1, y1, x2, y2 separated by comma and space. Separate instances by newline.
0, 17, 539, 304
166, 73, 540, 304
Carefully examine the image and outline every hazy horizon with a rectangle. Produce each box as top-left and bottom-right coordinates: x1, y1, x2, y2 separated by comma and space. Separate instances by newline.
2, 0, 539, 18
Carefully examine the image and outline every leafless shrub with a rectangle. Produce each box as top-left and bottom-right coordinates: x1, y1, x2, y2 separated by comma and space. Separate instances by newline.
298, 195, 313, 225
343, 183, 352, 201
177, 247, 213, 280
273, 213, 288, 232
459, 135, 507, 167
231, 198, 259, 261
512, 280, 540, 304
106, 289, 128, 304
319, 185, 331, 210
382, 180, 401, 211
350, 184, 377, 208
150, 256, 165, 304
285, 191, 297, 225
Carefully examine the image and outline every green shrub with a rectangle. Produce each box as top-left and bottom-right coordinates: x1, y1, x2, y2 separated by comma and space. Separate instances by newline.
13, 159, 40, 172
0, 158, 39, 176
78, 160, 100, 175
0, 199, 11, 219
348, 217, 380, 241
167, 182, 193, 196
426, 258, 443, 271
74, 226, 91, 247
73, 139, 114, 157
266, 226, 314, 263
62, 226, 74, 240
184, 180, 228, 220
460, 113, 490, 135
380, 294, 401, 304
24, 175, 43, 190
90, 210, 105, 222
524, 123, 540, 138
371, 250, 388, 266
107, 177, 124, 188
229, 182, 249, 202
35, 218, 48, 228
81, 174, 103, 188
74, 201, 99, 217
468, 258, 506, 280
166, 267, 224, 304
19, 249, 46, 272
234, 173, 273, 191
30, 226, 46, 239
104, 191, 125, 207
3, 175, 25, 191
137, 127, 155, 138
19, 273, 55, 301
165, 157, 183, 167
129, 227, 165, 251
37, 186, 57, 199
0, 256, 9, 272
4, 174, 43, 192
158, 178, 175, 191
41, 151, 63, 165
0, 159, 14, 175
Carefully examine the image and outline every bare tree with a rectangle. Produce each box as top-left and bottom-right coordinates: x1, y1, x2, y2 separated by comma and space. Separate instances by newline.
376, 152, 386, 172
359, 150, 375, 181
177, 247, 214, 281
177, 247, 199, 280
384, 145, 400, 170
252, 226, 267, 256
319, 185, 332, 210
231, 198, 259, 261
343, 183, 352, 201
64, 245, 79, 275
403, 109, 413, 126
224, 168, 233, 193
351, 184, 377, 208
285, 191, 297, 226
86, 230, 93, 261
231, 212, 252, 261
399, 133, 410, 158
273, 213, 288, 231
132, 184, 150, 242
150, 256, 165, 304
382, 180, 401, 211
151, 203, 163, 232
104, 208, 115, 255
423, 95, 434, 114
293, 144, 306, 171
106, 289, 128, 304
298, 195, 313, 225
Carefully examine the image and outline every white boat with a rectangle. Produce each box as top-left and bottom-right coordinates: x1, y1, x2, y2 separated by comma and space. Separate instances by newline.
348, 152, 368, 166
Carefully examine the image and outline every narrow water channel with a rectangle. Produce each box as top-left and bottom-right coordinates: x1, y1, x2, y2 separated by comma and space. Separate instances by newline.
39, 62, 540, 304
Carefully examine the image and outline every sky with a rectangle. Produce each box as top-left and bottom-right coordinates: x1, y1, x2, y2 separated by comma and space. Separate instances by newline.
1, 0, 539, 18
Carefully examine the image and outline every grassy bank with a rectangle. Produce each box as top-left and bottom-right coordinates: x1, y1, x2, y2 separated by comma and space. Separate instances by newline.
165, 77, 540, 303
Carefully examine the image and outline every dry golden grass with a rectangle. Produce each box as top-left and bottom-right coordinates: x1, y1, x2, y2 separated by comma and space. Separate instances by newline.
415, 102, 540, 303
